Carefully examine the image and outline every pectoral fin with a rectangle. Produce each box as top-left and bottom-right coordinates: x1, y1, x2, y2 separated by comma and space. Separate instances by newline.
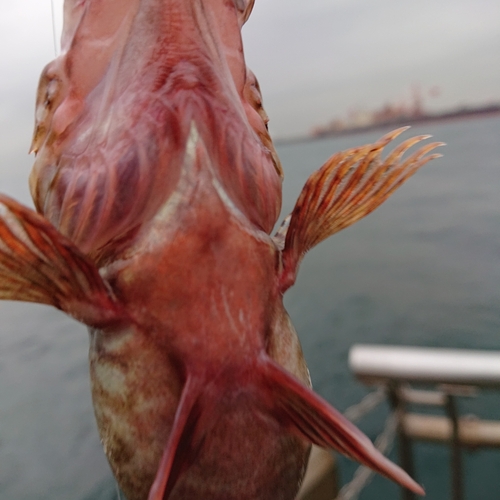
278, 128, 443, 291
259, 356, 424, 495
0, 194, 127, 327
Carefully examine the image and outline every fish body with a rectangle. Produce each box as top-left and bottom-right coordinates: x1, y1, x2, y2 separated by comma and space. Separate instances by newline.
0, 1, 442, 498
89, 140, 310, 499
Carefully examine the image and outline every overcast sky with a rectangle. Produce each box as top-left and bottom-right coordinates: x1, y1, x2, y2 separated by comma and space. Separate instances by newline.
0, 0, 499, 191
243, 0, 500, 137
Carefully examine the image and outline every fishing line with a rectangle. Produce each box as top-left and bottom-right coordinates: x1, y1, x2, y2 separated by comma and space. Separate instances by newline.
50, 0, 58, 56
115, 482, 122, 500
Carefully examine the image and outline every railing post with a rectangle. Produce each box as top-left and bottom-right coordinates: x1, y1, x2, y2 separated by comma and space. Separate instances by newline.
388, 383, 416, 500
445, 395, 464, 500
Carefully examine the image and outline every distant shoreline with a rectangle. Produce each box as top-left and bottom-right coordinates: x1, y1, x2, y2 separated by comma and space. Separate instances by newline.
274, 104, 500, 146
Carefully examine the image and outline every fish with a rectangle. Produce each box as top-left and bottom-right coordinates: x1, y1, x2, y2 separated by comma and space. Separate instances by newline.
0, 1, 443, 499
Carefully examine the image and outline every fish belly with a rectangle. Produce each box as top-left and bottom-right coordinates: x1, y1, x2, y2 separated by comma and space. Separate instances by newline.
88, 162, 311, 498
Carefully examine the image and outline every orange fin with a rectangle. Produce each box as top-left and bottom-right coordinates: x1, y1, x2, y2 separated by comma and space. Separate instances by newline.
259, 356, 425, 496
0, 194, 127, 327
278, 128, 443, 290
148, 376, 202, 500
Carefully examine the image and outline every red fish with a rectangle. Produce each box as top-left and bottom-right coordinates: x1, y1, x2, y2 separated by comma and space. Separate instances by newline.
0, 1, 441, 498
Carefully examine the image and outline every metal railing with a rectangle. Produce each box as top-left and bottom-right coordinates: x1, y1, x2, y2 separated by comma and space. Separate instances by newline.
349, 345, 500, 500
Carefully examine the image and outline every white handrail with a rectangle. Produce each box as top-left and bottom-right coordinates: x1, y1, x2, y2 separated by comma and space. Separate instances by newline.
349, 345, 500, 387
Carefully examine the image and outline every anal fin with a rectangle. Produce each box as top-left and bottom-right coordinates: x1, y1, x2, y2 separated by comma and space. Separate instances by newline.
0, 194, 127, 327
258, 356, 425, 496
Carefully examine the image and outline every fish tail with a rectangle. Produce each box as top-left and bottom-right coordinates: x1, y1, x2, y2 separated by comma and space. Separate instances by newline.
278, 127, 444, 291
0, 194, 126, 327
258, 356, 425, 496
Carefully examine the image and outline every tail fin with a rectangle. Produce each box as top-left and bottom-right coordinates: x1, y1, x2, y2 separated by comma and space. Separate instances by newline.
0, 194, 127, 327
278, 128, 443, 291
259, 356, 424, 496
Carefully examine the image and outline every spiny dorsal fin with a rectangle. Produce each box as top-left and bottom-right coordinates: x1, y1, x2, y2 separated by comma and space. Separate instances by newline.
0, 194, 127, 327
278, 128, 443, 291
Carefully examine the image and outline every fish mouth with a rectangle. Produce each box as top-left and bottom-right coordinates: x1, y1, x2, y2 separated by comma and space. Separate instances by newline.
30, 0, 282, 257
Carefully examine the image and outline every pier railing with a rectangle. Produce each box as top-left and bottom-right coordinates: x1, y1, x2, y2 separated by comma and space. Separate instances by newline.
348, 345, 500, 500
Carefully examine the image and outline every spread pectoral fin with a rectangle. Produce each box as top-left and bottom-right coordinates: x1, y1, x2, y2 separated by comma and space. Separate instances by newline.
0, 194, 127, 327
278, 128, 443, 291
258, 356, 424, 496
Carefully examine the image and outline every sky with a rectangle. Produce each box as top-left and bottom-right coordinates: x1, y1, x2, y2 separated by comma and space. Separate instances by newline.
243, 0, 500, 137
0, 0, 499, 187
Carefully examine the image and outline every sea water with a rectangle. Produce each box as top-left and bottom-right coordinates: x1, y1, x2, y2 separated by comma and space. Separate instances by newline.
0, 115, 499, 499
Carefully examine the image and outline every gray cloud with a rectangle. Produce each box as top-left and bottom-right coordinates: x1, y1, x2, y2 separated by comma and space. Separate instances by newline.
1, 0, 499, 171
243, 0, 500, 136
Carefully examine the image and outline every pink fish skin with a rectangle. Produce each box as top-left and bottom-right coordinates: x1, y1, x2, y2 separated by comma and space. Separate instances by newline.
0, 1, 442, 499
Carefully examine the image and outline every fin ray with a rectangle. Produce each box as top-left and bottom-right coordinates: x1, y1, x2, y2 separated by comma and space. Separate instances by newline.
0, 194, 127, 327
278, 128, 443, 290
148, 376, 202, 500
259, 356, 425, 495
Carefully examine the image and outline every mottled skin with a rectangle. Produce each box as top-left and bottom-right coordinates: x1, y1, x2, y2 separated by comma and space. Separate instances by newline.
30, 2, 309, 498
90, 136, 310, 499
0, 0, 438, 498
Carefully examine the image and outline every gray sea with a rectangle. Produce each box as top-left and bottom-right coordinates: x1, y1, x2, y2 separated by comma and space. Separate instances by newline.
1, 115, 499, 499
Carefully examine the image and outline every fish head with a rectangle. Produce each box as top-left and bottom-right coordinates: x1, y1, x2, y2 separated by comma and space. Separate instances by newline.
30, 0, 282, 259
